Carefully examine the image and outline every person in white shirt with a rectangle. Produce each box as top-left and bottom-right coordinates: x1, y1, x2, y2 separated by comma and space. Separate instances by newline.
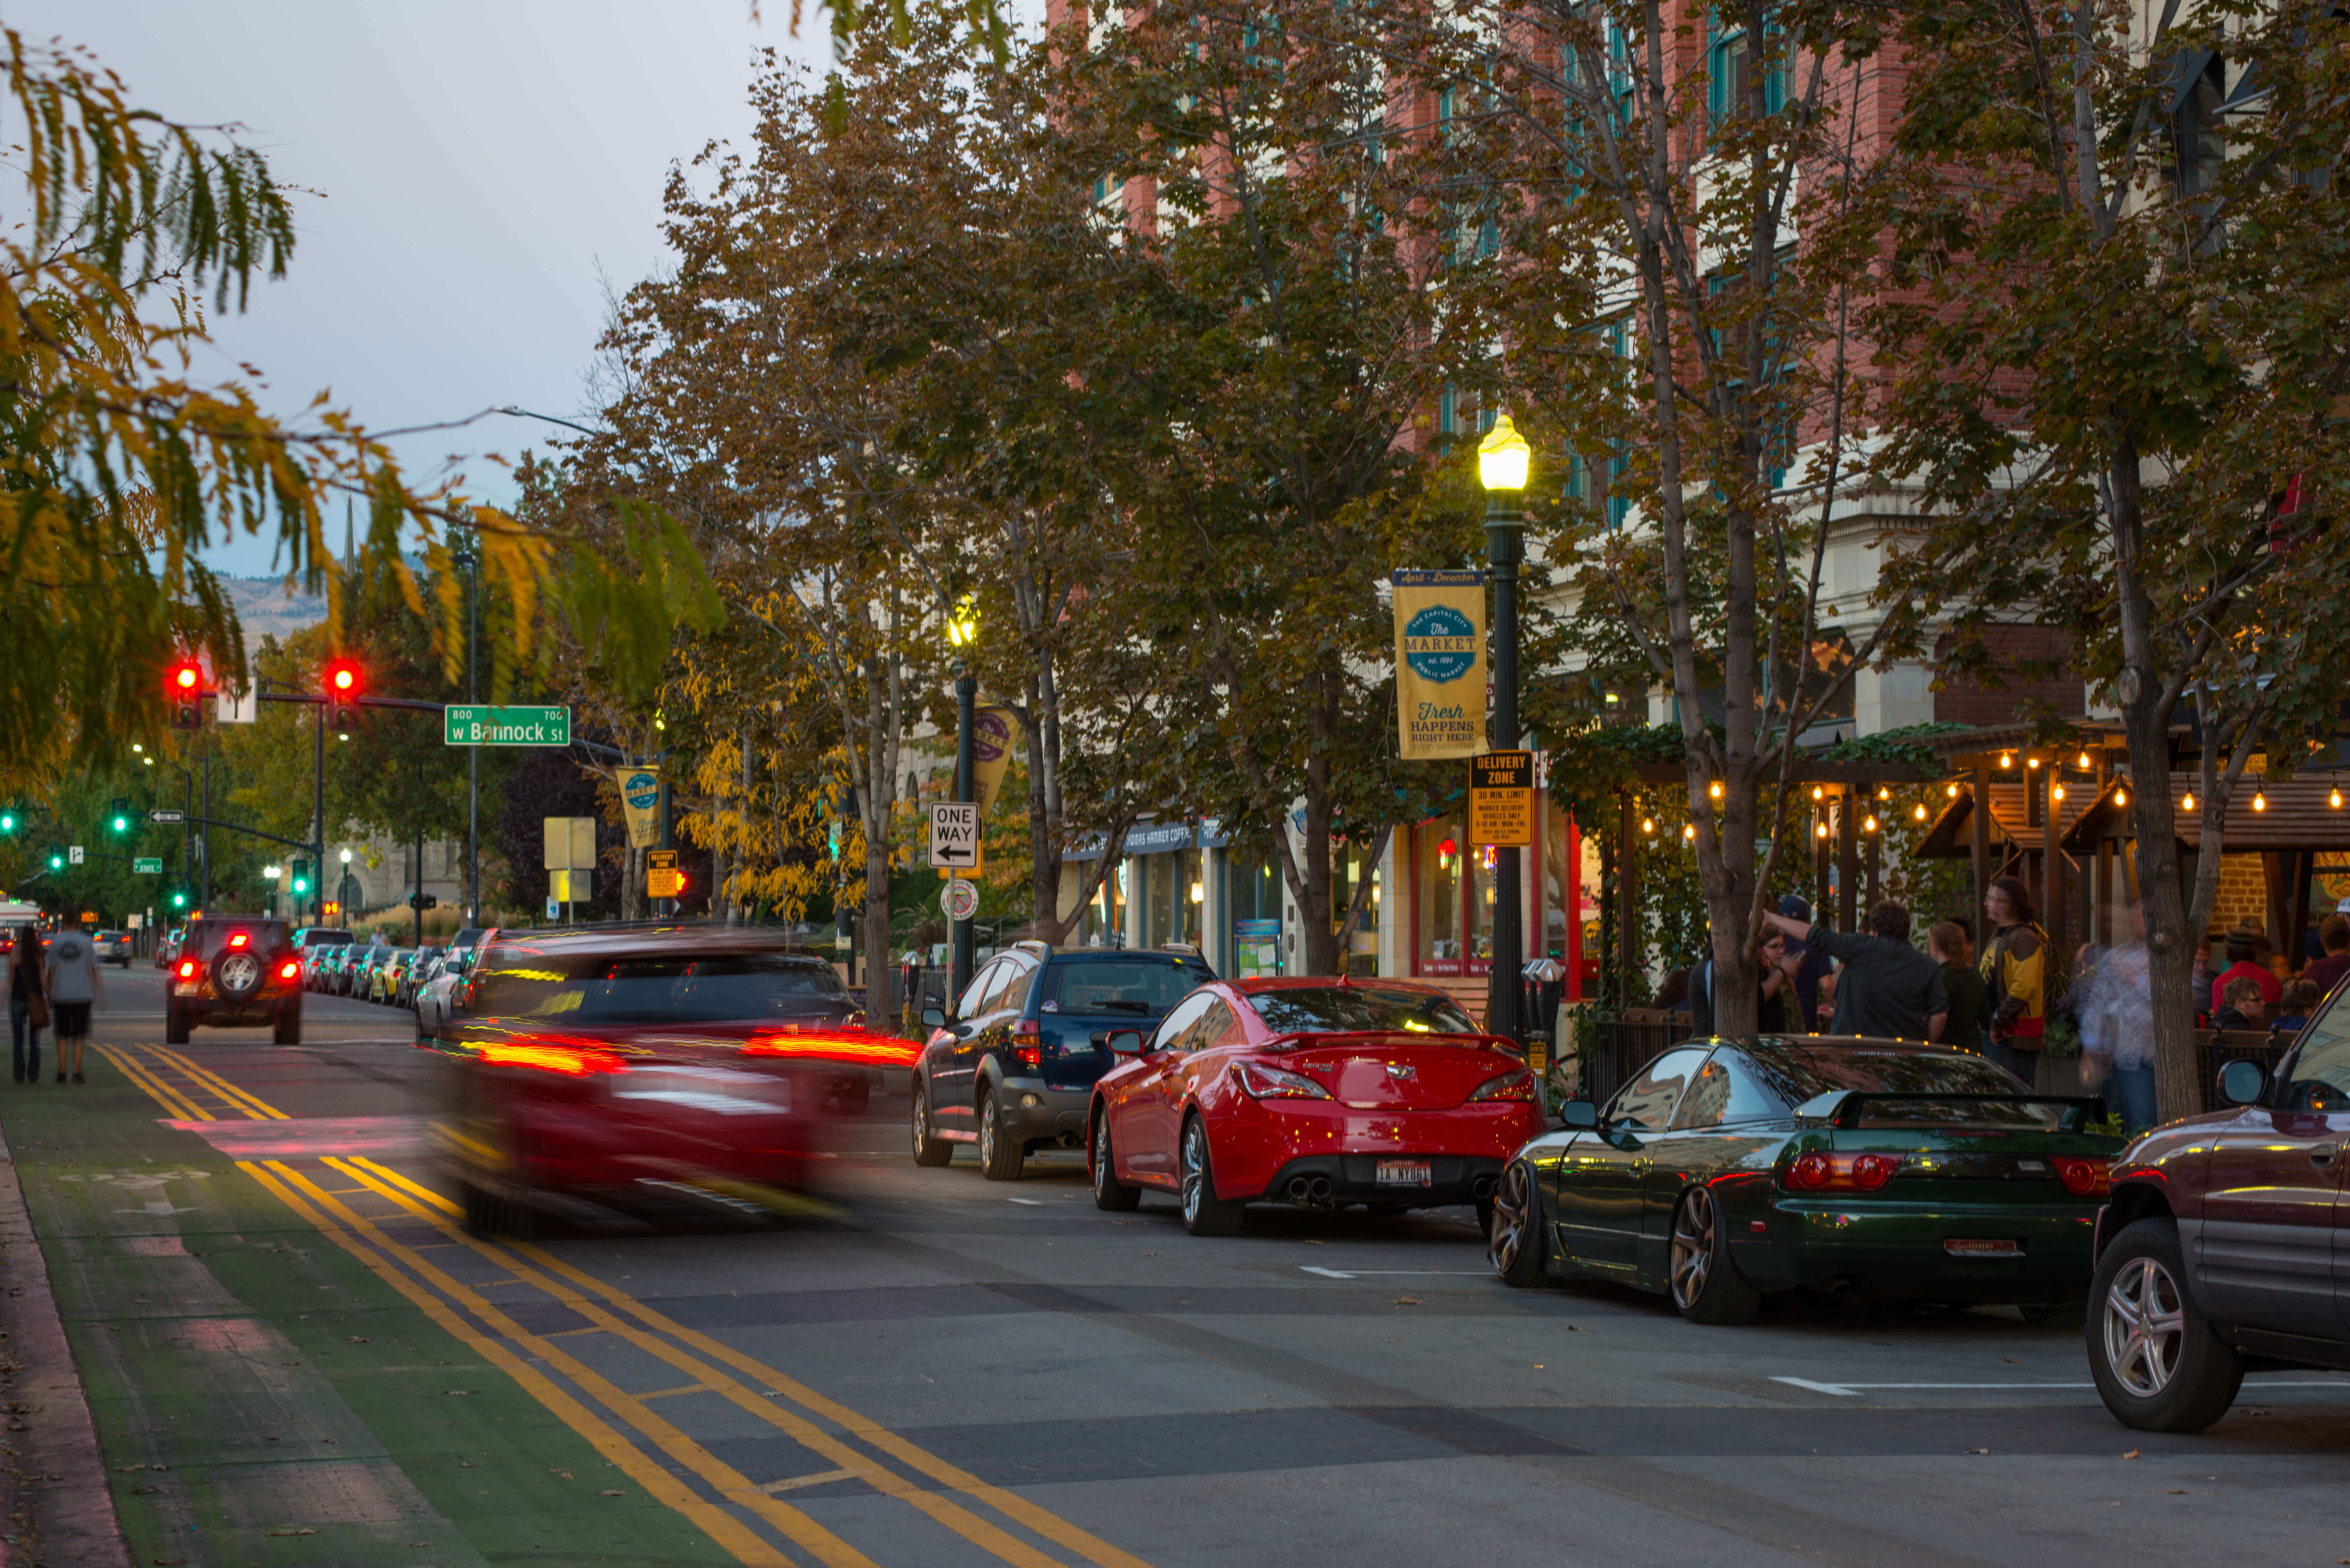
44, 920, 103, 1085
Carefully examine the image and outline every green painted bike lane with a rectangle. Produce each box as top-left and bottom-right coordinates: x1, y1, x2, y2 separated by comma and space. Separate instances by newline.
2, 1056, 739, 1568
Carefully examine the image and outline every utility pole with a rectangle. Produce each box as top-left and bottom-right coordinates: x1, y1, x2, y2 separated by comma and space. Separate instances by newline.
313, 696, 326, 925
1478, 418, 1530, 1043
454, 545, 479, 924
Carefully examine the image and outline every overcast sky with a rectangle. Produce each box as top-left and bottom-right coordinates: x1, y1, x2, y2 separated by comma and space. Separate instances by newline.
17, 2, 857, 577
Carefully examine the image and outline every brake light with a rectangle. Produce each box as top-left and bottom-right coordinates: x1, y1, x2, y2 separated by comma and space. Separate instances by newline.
477, 1042, 627, 1076
1467, 1068, 1538, 1103
2051, 1156, 2111, 1196
1236, 1059, 1333, 1100
229, 932, 249, 949
177, 960, 196, 979
1785, 1151, 1903, 1192
1014, 1043, 1041, 1069
279, 961, 299, 980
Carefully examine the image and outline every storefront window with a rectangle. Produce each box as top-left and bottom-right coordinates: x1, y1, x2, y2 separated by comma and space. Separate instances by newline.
1416, 822, 1463, 973
1543, 804, 1571, 961
1470, 843, 1497, 961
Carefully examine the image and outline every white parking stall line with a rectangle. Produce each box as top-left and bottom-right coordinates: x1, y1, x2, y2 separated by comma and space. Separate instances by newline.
1772, 1376, 2350, 1397
1008, 1198, 1044, 1206
1298, 1267, 1495, 1280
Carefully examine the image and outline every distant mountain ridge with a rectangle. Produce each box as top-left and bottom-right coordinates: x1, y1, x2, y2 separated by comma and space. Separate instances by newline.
218, 574, 330, 651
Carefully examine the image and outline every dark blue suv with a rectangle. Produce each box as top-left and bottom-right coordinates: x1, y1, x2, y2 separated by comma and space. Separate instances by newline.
912, 942, 1215, 1180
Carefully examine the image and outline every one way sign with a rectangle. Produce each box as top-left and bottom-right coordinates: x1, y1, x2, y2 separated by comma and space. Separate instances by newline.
929, 802, 980, 870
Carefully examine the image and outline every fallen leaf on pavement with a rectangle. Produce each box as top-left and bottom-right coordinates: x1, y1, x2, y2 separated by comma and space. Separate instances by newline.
1963, 1448, 1991, 1454
2123, 1449, 2141, 1459
2000, 1357, 2018, 1363
1393, 1297, 1421, 1306
343, 1336, 367, 1344
263, 1529, 315, 1537
600, 1489, 625, 1496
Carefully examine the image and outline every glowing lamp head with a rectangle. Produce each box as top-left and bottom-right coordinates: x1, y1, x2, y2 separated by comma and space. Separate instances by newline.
1476, 415, 1532, 492
2253, 790, 2267, 812
2333, 787, 2343, 810
945, 596, 979, 649
1864, 815, 1879, 833
1913, 804, 1928, 821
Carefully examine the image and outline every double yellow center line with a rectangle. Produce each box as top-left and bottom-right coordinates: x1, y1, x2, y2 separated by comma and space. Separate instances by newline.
98, 1043, 1155, 1568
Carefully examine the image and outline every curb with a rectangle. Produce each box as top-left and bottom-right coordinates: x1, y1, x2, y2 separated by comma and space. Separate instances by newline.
0, 1121, 129, 1568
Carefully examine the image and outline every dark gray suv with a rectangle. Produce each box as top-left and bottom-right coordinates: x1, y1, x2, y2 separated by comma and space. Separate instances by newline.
912, 944, 1215, 1180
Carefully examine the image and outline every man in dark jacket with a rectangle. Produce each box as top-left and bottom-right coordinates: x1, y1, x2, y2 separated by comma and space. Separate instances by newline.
1763, 899, 1948, 1043
1777, 894, 1832, 1029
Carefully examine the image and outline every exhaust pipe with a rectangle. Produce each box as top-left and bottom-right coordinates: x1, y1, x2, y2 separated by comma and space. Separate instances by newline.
1471, 1174, 1497, 1200
1307, 1176, 1333, 1201
1286, 1176, 1314, 1201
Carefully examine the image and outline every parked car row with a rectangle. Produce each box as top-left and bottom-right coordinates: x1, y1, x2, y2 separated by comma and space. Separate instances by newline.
295, 927, 485, 1012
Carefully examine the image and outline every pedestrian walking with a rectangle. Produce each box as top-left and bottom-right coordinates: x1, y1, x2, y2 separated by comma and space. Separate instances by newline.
44, 918, 102, 1085
1930, 921, 1990, 1052
1763, 899, 1947, 1043
2301, 910, 2350, 998
7, 925, 45, 1085
2079, 905, 2157, 1136
1981, 875, 2050, 1082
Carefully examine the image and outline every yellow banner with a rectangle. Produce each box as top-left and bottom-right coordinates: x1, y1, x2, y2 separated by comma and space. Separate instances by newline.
1392, 570, 1486, 759
972, 707, 1020, 818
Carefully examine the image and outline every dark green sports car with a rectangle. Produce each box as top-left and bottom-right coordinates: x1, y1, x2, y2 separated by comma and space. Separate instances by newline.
1487, 1037, 2126, 1323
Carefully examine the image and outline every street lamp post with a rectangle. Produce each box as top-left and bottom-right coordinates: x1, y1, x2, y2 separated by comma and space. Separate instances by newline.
263, 864, 282, 918
946, 598, 979, 1005
452, 544, 479, 924
1478, 416, 1533, 1043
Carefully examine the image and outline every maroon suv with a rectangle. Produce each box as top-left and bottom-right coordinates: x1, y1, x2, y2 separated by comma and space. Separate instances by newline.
2088, 997, 2350, 1431
167, 917, 302, 1044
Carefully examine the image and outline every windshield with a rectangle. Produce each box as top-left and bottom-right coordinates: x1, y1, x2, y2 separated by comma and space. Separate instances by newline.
475, 950, 848, 1023
1042, 960, 1212, 1014
1242, 986, 1480, 1036
1738, 1042, 2058, 1126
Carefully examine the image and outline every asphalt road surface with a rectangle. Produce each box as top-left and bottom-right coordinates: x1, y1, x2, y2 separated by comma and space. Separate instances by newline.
2, 962, 2344, 1567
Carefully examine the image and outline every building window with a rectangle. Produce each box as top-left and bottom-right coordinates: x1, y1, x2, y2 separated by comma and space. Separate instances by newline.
1707, 12, 1785, 122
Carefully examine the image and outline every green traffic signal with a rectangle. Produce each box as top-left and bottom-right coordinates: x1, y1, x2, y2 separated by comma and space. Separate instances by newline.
292, 877, 309, 894
110, 814, 129, 833
0, 812, 14, 832
48, 853, 63, 870
170, 891, 187, 908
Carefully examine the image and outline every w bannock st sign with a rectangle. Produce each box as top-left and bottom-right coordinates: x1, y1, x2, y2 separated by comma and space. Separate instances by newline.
443, 705, 571, 746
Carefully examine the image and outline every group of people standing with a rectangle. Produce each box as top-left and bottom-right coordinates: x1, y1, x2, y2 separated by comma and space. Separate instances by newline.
7, 920, 104, 1085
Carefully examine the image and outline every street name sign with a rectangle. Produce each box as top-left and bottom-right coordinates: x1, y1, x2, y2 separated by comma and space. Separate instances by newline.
1469, 750, 1534, 847
148, 809, 184, 825
942, 877, 980, 922
445, 705, 571, 746
133, 858, 162, 875
929, 802, 980, 871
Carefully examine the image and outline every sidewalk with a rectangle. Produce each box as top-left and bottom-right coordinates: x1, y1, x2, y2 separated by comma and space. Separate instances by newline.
0, 1054, 739, 1567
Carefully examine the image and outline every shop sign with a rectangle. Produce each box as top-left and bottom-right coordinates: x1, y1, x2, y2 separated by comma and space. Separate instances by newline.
1391, 570, 1486, 759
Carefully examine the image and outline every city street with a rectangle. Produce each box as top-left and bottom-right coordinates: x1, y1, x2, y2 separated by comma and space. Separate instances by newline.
0, 964, 2341, 1568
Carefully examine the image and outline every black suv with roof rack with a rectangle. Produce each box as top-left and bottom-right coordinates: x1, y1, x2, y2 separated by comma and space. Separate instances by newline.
911, 942, 1216, 1180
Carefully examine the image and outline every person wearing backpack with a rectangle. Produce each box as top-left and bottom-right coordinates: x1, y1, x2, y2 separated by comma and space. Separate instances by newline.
8, 926, 47, 1085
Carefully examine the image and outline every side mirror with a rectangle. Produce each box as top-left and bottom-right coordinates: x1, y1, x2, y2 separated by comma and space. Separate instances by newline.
1557, 1100, 1599, 1131
921, 1006, 947, 1029
2216, 1057, 2266, 1108
1102, 1029, 1146, 1057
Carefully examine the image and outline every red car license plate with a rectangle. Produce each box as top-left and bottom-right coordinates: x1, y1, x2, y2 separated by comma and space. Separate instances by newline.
1377, 1160, 1433, 1187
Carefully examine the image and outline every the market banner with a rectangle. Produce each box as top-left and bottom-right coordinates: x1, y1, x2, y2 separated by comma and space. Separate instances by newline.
1391, 570, 1486, 759
619, 767, 663, 849
973, 706, 1021, 817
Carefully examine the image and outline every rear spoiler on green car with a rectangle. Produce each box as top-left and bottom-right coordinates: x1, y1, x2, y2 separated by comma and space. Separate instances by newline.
1792, 1091, 2110, 1132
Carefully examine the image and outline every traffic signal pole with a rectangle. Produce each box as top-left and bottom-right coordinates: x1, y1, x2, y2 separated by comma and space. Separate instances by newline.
313, 696, 326, 925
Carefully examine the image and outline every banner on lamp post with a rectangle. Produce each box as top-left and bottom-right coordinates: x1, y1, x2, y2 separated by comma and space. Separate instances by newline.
971, 707, 1020, 818
620, 768, 663, 849
1390, 570, 1487, 759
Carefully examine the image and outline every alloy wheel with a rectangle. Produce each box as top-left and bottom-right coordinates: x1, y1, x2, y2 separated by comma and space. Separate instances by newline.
1669, 1192, 1714, 1310
2102, 1256, 2186, 1397
1180, 1122, 1205, 1226
1093, 1120, 1111, 1198
1488, 1164, 1531, 1275
980, 1096, 998, 1166
911, 1086, 929, 1157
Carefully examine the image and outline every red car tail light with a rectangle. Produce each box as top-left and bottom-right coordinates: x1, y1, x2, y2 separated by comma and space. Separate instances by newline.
1466, 1068, 1538, 1103
1236, 1059, 1333, 1100
2051, 1156, 2110, 1196
278, 961, 299, 980
176, 960, 197, 979
1014, 1044, 1042, 1069
478, 1042, 627, 1076
1784, 1150, 1904, 1192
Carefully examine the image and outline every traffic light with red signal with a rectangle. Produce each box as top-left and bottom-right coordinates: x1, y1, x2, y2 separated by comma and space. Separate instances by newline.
167, 657, 206, 728
323, 658, 361, 731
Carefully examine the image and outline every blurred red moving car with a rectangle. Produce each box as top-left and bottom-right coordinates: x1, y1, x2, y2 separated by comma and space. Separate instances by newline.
1088, 976, 1545, 1236
421, 926, 914, 1236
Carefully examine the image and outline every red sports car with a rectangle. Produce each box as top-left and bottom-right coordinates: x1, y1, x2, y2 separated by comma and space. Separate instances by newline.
1087, 976, 1545, 1235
